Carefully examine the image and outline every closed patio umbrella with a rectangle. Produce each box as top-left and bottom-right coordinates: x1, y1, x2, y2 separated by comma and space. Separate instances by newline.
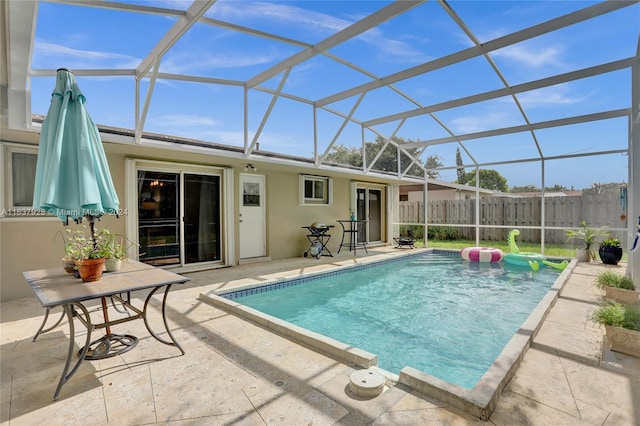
33, 68, 119, 224
33, 68, 131, 358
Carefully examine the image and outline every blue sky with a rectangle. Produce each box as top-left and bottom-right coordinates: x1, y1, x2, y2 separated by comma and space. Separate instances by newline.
28, 0, 639, 190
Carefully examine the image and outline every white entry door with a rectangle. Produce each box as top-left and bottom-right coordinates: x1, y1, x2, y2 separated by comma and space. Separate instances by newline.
239, 174, 266, 259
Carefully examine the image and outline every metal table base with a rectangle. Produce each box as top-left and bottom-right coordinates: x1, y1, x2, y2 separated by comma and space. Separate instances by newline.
337, 220, 368, 255
55, 284, 184, 399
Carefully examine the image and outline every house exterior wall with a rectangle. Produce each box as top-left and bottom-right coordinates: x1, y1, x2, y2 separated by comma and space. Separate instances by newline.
0, 130, 387, 301
265, 171, 353, 260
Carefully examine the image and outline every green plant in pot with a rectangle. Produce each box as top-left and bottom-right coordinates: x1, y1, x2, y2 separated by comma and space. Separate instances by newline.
102, 229, 137, 272
65, 226, 110, 282
55, 229, 77, 273
592, 300, 640, 357
595, 270, 637, 304
565, 221, 608, 262
599, 237, 623, 265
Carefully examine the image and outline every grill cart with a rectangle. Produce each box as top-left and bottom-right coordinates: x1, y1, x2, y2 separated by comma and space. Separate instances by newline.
302, 222, 334, 259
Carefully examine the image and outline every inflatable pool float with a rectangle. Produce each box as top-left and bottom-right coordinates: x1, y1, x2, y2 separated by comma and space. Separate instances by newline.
527, 259, 569, 271
460, 246, 504, 262
504, 229, 546, 268
504, 252, 546, 267
541, 259, 569, 271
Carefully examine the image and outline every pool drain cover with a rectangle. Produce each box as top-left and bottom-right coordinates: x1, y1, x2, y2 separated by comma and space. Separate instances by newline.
349, 369, 385, 398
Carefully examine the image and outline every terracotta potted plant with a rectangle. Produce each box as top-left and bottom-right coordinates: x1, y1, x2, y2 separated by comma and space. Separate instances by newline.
599, 237, 623, 265
592, 300, 640, 357
595, 270, 638, 304
66, 226, 110, 282
565, 221, 608, 262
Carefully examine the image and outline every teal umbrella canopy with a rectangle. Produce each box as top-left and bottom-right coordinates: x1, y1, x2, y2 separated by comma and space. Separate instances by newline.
33, 68, 119, 223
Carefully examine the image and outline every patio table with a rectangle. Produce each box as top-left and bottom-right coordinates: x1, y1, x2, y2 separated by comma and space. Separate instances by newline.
23, 260, 189, 400
337, 219, 368, 254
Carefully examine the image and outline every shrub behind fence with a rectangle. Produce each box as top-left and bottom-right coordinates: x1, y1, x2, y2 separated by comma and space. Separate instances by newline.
399, 191, 624, 244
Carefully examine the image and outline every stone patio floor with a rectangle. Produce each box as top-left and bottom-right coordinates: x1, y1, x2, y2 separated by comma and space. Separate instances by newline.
1, 247, 639, 425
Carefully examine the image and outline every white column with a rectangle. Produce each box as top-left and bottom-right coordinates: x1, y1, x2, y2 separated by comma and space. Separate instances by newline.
628, 36, 640, 280
423, 177, 428, 247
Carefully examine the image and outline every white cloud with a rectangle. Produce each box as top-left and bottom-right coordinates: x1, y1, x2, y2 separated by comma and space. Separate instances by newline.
492, 44, 564, 68
34, 40, 140, 68
370, 36, 430, 64
212, 1, 427, 64
451, 112, 511, 134
160, 49, 278, 74
517, 86, 589, 108
196, 129, 245, 146
149, 114, 222, 128
210, 1, 349, 34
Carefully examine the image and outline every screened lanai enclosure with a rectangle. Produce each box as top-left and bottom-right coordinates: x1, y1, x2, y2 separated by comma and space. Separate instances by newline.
2, 0, 640, 279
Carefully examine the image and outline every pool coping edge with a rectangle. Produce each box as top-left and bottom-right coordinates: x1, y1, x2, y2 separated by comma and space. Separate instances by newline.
197, 292, 379, 369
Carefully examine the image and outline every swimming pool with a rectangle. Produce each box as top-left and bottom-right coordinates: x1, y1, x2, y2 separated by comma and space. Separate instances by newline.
202, 249, 572, 419
218, 252, 560, 389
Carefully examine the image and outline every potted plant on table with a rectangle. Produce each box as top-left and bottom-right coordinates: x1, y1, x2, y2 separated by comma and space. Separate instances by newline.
565, 221, 608, 262
102, 230, 137, 272
592, 300, 640, 357
599, 237, 623, 265
66, 226, 110, 282
55, 230, 77, 273
595, 270, 638, 305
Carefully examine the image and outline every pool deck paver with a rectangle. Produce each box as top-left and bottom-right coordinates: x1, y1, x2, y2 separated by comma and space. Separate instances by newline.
1, 247, 639, 425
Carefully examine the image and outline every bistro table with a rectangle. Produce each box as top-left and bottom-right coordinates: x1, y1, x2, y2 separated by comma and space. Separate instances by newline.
23, 260, 189, 400
336, 219, 368, 255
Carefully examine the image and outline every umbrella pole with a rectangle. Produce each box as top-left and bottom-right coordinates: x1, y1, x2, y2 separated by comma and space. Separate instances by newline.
86, 215, 112, 334
81, 215, 137, 360
101, 296, 112, 335
87, 215, 99, 253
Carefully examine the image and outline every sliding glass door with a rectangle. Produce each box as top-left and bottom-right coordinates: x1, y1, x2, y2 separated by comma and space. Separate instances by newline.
137, 170, 221, 266
184, 173, 220, 263
356, 186, 384, 244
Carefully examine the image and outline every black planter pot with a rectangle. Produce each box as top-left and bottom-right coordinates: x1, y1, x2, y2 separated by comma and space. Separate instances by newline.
599, 246, 623, 265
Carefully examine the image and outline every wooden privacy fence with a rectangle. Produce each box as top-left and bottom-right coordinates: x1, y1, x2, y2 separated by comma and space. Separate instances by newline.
399, 191, 624, 243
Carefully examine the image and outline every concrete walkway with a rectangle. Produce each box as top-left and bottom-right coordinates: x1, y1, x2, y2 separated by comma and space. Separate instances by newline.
1, 249, 639, 425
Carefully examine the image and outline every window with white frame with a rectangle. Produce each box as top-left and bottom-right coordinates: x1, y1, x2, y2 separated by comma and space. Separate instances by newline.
3, 145, 38, 209
300, 174, 332, 205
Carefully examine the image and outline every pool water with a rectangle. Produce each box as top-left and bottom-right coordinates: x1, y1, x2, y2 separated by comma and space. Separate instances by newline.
230, 252, 560, 389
